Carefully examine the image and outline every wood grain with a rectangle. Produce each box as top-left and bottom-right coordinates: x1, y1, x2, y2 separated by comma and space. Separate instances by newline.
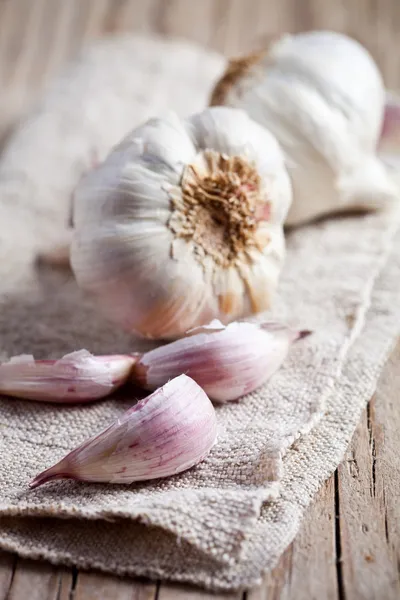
336, 344, 400, 600
372, 345, 400, 588
248, 478, 338, 600
158, 584, 242, 599
5, 559, 73, 600
0, 552, 15, 600
0, 1, 399, 599
73, 571, 157, 600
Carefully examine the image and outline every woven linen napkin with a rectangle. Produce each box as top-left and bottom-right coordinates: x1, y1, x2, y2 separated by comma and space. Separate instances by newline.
0, 35, 399, 590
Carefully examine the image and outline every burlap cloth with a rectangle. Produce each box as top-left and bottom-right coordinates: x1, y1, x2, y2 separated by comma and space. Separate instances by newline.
0, 36, 399, 591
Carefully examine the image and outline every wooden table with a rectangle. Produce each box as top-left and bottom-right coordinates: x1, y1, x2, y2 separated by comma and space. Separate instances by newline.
0, 1, 399, 598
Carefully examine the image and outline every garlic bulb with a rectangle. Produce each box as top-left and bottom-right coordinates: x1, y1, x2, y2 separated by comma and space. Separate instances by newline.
211, 31, 398, 226
132, 319, 310, 402
30, 375, 217, 487
71, 106, 292, 340
0, 350, 135, 402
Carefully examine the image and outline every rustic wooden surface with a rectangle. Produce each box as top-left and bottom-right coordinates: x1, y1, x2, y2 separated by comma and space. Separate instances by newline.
0, 1, 399, 598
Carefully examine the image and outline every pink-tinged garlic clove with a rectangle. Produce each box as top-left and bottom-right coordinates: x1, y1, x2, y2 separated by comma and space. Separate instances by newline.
29, 374, 217, 487
131, 319, 311, 402
0, 350, 136, 402
379, 94, 400, 169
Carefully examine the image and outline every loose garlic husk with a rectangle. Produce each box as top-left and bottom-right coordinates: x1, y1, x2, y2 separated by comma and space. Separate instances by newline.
211, 31, 399, 226
132, 319, 310, 402
70, 106, 292, 340
0, 350, 135, 402
30, 374, 217, 487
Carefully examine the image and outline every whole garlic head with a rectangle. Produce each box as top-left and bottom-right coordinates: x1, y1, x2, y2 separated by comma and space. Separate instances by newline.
211, 31, 398, 226
71, 107, 292, 340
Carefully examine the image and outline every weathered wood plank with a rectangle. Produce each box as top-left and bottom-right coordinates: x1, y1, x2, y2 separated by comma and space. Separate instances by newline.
153, 0, 215, 48
302, 0, 347, 31
372, 344, 400, 586
6, 558, 73, 600
101, 0, 159, 36
158, 584, 242, 599
73, 571, 157, 600
336, 343, 400, 600
0, 552, 16, 600
58, 569, 77, 600
248, 477, 338, 600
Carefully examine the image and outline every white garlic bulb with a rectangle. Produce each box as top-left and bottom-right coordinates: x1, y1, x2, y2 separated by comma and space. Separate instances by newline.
71, 106, 292, 340
211, 31, 399, 226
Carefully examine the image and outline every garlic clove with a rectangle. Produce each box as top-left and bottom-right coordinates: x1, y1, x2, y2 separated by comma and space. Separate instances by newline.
0, 350, 135, 402
213, 263, 247, 319
378, 94, 400, 170
131, 319, 310, 402
237, 226, 286, 314
381, 96, 400, 148
29, 374, 217, 487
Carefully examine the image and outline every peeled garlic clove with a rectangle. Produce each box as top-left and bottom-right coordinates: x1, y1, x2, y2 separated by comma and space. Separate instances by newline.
0, 350, 135, 402
131, 319, 310, 402
211, 31, 398, 226
71, 106, 292, 340
29, 374, 217, 487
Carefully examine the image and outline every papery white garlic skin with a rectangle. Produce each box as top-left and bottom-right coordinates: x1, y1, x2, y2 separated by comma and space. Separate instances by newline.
131, 319, 309, 402
29, 374, 217, 487
70, 106, 292, 340
0, 350, 135, 402
211, 31, 398, 226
